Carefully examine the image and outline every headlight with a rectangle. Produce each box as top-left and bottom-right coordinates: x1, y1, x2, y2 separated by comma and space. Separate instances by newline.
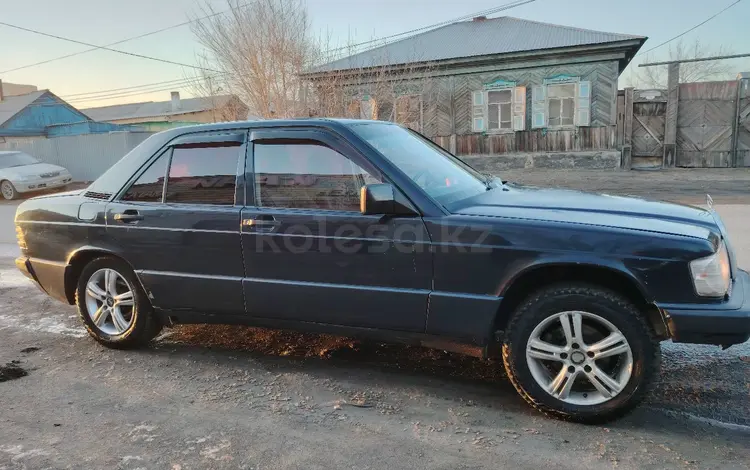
14, 175, 33, 182
690, 242, 731, 297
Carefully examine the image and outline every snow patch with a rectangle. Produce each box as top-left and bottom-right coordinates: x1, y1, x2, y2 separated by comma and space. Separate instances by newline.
0, 268, 32, 288
652, 408, 750, 434
0, 313, 86, 338
0, 243, 20, 259
0, 444, 50, 463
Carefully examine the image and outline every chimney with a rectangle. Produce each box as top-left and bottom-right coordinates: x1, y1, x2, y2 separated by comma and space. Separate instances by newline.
0, 79, 4, 102
473, 15, 487, 21
170, 91, 181, 112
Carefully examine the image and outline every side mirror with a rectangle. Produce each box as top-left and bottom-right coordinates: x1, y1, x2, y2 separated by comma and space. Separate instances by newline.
360, 183, 418, 216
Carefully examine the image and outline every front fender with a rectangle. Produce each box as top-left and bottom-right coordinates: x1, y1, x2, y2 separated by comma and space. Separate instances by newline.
498, 254, 653, 303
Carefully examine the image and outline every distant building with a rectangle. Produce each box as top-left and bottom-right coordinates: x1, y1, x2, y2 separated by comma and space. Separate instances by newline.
0, 89, 132, 139
0, 80, 38, 99
302, 16, 646, 162
82, 92, 250, 132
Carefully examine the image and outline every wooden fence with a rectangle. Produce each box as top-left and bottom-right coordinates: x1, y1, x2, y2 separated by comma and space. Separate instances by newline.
618, 77, 750, 169
432, 127, 615, 156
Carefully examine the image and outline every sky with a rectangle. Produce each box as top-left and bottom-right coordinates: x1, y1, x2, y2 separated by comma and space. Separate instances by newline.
0, 0, 748, 109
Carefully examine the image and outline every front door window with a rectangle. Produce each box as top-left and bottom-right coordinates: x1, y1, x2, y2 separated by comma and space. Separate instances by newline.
253, 142, 381, 212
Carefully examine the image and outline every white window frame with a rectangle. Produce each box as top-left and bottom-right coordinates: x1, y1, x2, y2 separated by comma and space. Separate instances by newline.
486, 89, 514, 133
546, 82, 577, 129
532, 77, 591, 129
472, 84, 526, 133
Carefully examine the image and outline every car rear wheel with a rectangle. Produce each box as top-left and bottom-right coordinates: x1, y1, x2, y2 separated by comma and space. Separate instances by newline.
502, 283, 660, 423
76, 256, 162, 349
1, 180, 18, 200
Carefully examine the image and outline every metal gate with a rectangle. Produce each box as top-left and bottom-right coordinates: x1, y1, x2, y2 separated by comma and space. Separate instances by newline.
631, 90, 666, 169
676, 82, 736, 167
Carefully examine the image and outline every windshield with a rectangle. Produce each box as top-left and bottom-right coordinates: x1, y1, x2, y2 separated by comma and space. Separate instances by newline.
0, 152, 40, 170
350, 123, 489, 205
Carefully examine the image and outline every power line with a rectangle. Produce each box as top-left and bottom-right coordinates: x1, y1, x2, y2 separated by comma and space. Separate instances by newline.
0, 21, 222, 73
8, 1, 535, 104
0, 1, 255, 74
637, 0, 744, 56
61, 75, 225, 99
638, 52, 750, 67
67, 84, 202, 105
325, 0, 536, 55
57, 1, 535, 102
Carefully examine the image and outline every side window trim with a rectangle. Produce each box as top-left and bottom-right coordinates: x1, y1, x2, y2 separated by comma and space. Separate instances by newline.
117, 131, 248, 205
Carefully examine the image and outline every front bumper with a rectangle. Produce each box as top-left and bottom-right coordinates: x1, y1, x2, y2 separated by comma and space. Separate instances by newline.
662, 269, 750, 347
16, 176, 72, 193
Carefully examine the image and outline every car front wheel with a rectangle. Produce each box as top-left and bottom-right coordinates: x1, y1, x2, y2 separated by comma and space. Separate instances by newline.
1, 180, 18, 200
502, 283, 660, 423
76, 256, 162, 349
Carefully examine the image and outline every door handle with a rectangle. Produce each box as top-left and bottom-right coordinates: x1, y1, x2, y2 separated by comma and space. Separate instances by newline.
114, 210, 144, 223
242, 215, 279, 232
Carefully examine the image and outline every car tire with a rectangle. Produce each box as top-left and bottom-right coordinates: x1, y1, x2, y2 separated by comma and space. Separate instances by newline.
502, 283, 660, 423
1, 180, 18, 200
75, 256, 162, 349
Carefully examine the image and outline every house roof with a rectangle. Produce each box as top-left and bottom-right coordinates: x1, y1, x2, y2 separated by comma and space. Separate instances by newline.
0, 90, 48, 127
82, 94, 238, 122
312, 16, 645, 73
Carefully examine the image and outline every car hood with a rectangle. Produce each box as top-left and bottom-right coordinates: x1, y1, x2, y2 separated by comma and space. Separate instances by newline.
451, 184, 719, 240
0, 163, 67, 179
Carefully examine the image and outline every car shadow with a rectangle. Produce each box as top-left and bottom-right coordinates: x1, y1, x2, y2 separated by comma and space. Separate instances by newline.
150, 324, 525, 408
130, 323, 750, 441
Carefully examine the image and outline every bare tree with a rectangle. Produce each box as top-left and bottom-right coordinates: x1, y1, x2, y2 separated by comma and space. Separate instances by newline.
634, 39, 735, 88
191, 0, 318, 119
302, 40, 438, 132
184, 57, 248, 122
191, 0, 437, 130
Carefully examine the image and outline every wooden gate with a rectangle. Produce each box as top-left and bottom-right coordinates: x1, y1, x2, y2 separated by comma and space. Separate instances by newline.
676, 82, 736, 167
736, 81, 750, 167
631, 90, 666, 169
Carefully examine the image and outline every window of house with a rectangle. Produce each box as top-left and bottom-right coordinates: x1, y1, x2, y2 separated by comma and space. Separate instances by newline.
394, 95, 422, 131
547, 83, 576, 127
254, 142, 381, 212
531, 80, 591, 129
487, 90, 513, 130
121, 150, 170, 202
164, 145, 240, 205
471, 86, 526, 133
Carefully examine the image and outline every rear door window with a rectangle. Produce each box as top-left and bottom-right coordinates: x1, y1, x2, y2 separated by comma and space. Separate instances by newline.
165, 144, 241, 206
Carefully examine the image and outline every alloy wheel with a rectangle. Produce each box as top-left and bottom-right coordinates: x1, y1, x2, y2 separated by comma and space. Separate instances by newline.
1, 181, 15, 200
84, 268, 136, 335
525, 310, 633, 406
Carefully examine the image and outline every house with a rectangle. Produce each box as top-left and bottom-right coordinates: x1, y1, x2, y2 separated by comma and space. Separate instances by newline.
82, 92, 249, 132
0, 89, 130, 140
303, 16, 646, 168
0, 80, 38, 98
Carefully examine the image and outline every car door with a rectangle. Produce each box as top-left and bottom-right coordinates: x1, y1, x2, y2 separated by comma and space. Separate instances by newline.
106, 132, 246, 315
240, 128, 432, 332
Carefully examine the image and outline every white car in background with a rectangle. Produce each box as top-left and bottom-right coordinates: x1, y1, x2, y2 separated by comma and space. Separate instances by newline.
0, 151, 73, 200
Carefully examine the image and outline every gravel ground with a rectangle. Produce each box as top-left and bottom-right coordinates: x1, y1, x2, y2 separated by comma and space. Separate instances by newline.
1, 176, 750, 469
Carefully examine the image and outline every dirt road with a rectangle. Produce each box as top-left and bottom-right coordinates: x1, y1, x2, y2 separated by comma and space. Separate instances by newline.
1, 192, 749, 469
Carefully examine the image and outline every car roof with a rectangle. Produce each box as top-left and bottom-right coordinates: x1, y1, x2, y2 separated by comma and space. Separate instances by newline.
165, 118, 395, 134
0, 151, 23, 156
